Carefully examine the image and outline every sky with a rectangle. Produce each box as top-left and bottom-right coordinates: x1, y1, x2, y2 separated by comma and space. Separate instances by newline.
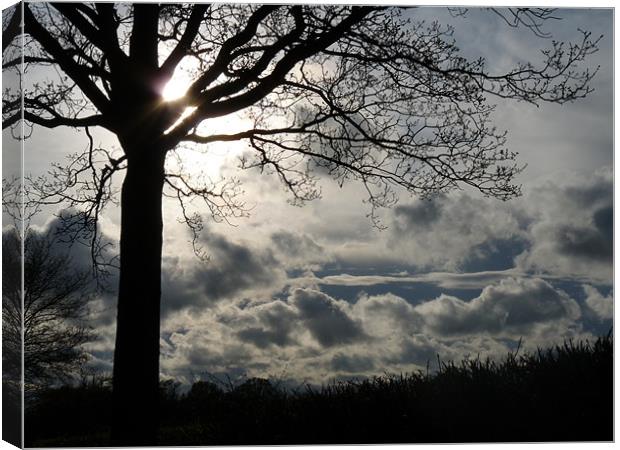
2, 5, 614, 387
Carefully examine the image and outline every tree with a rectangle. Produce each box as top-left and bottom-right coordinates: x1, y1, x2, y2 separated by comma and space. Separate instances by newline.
2, 177, 94, 390
2, 3, 599, 444
2, 227, 94, 389
1, 176, 94, 445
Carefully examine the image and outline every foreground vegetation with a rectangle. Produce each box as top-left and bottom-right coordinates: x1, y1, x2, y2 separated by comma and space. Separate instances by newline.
25, 334, 612, 446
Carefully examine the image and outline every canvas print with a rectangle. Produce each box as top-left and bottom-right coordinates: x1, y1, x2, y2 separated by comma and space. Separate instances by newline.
1, 2, 613, 447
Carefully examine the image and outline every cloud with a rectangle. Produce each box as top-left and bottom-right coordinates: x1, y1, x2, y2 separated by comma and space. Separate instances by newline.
583, 285, 613, 320
554, 220, 611, 262
515, 167, 613, 283
32, 209, 119, 282
270, 230, 331, 268
8, 210, 121, 328
415, 278, 581, 337
198, 232, 282, 300
271, 230, 324, 258
235, 300, 299, 348
393, 198, 443, 230
330, 352, 376, 373
161, 230, 285, 313
24, 166, 611, 386
152, 276, 592, 385
387, 193, 525, 270
290, 288, 366, 347
353, 292, 422, 337
378, 166, 613, 284
293, 269, 531, 290
351, 277, 583, 341
18, 7, 611, 387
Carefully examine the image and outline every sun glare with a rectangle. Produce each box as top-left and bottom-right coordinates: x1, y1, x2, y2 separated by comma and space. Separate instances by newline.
161, 57, 197, 101
159, 55, 258, 177
162, 75, 191, 102
166, 113, 255, 179
164, 106, 197, 135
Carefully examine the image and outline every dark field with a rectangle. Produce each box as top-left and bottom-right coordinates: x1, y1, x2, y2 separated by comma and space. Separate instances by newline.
25, 334, 613, 446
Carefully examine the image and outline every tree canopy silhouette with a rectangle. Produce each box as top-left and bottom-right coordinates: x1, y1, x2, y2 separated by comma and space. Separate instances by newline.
2, 226, 94, 389
1, 177, 95, 393
2, 3, 599, 444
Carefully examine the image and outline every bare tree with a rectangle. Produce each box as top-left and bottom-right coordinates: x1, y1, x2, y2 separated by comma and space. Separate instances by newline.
2, 227, 94, 389
2, 177, 94, 390
2, 175, 95, 443
2, 3, 599, 444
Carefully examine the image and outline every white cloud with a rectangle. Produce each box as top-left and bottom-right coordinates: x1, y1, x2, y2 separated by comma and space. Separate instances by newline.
515, 167, 613, 284
583, 285, 613, 320
153, 277, 588, 385
367, 166, 613, 284
292, 269, 533, 290
387, 193, 524, 270
415, 277, 581, 338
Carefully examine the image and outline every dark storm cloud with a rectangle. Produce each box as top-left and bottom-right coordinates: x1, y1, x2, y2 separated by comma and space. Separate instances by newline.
233, 289, 369, 350
516, 167, 613, 282
553, 222, 612, 263
564, 182, 613, 212
199, 232, 281, 299
290, 288, 366, 347
330, 352, 375, 373
235, 300, 298, 348
161, 231, 284, 313
393, 197, 444, 231
161, 261, 204, 313
552, 204, 613, 263
593, 206, 613, 242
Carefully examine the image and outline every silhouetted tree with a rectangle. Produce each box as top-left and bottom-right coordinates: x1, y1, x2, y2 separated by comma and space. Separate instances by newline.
2, 3, 600, 444
2, 176, 94, 449
2, 226, 94, 390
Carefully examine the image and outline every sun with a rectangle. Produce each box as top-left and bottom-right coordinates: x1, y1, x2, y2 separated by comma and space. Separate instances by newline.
161, 73, 192, 102
161, 56, 198, 102
159, 58, 256, 177
160, 61, 198, 132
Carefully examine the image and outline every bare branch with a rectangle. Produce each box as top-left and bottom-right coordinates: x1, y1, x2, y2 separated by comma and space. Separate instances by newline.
2, 5, 21, 52
13, 4, 600, 243
185, 5, 279, 98
24, 4, 111, 113
490, 8, 561, 38
24, 111, 105, 129
160, 4, 209, 78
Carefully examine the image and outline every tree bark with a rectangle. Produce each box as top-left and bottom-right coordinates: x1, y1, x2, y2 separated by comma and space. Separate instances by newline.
111, 148, 166, 445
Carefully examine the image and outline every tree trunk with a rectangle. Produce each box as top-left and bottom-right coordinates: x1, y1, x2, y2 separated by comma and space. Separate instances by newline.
111, 148, 166, 445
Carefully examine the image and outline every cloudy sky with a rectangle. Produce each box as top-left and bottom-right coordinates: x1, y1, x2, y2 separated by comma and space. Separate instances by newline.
3, 5, 613, 387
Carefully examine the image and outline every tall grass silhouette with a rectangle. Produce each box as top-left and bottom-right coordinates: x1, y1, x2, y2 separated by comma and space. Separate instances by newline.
26, 333, 612, 446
